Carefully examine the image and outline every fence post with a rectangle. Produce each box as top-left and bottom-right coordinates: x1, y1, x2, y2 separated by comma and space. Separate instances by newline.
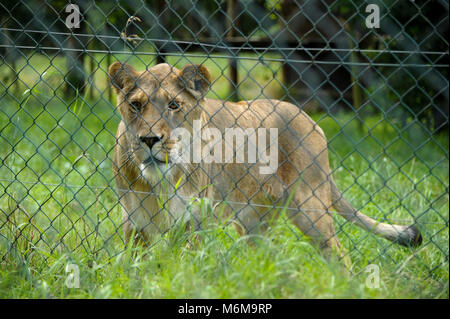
88, 38, 95, 101
156, 0, 167, 64
66, 30, 86, 96
343, 21, 365, 130
107, 53, 112, 102
227, 0, 239, 101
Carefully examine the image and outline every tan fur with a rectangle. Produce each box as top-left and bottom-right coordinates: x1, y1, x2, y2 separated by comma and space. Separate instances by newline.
109, 62, 422, 267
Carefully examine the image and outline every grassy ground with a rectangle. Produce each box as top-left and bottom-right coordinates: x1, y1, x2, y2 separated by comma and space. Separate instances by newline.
0, 52, 448, 298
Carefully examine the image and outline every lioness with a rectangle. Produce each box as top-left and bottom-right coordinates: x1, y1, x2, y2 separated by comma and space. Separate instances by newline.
109, 62, 422, 266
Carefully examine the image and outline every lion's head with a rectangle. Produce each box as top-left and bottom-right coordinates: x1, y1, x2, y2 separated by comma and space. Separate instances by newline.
108, 62, 211, 182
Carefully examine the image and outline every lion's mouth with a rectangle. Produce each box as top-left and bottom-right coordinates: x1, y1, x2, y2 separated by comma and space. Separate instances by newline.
142, 155, 170, 166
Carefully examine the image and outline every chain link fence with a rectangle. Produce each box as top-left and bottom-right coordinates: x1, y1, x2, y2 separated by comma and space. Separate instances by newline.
0, 0, 448, 289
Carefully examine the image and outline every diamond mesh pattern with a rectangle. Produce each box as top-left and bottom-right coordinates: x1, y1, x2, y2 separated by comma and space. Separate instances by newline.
0, 0, 448, 284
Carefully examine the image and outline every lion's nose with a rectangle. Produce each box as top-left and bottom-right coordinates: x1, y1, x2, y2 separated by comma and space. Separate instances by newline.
139, 135, 161, 149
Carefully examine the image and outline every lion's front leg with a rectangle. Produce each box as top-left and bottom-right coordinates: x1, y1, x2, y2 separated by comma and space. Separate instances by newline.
121, 209, 151, 247
116, 182, 166, 246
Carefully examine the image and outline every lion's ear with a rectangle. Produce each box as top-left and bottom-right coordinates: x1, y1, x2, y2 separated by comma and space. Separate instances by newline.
108, 62, 139, 94
179, 64, 211, 99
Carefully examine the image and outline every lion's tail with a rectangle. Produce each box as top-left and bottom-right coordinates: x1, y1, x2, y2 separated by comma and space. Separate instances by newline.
330, 179, 422, 247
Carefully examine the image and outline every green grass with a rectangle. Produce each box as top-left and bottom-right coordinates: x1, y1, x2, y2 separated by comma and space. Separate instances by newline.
0, 53, 448, 298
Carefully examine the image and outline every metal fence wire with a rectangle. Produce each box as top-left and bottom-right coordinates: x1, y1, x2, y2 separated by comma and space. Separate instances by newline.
0, 0, 448, 284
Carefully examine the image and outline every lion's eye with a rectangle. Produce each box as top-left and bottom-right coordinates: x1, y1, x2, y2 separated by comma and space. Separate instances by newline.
168, 100, 180, 111
130, 101, 142, 111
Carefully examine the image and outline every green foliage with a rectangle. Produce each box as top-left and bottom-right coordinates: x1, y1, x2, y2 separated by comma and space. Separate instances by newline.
331, 0, 448, 132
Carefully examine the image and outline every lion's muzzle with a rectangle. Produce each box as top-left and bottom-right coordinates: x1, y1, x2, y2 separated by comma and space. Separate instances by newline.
139, 135, 161, 150
137, 134, 175, 166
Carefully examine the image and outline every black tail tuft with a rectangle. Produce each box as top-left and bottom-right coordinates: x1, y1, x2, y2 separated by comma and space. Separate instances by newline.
397, 225, 422, 247
410, 225, 423, 247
